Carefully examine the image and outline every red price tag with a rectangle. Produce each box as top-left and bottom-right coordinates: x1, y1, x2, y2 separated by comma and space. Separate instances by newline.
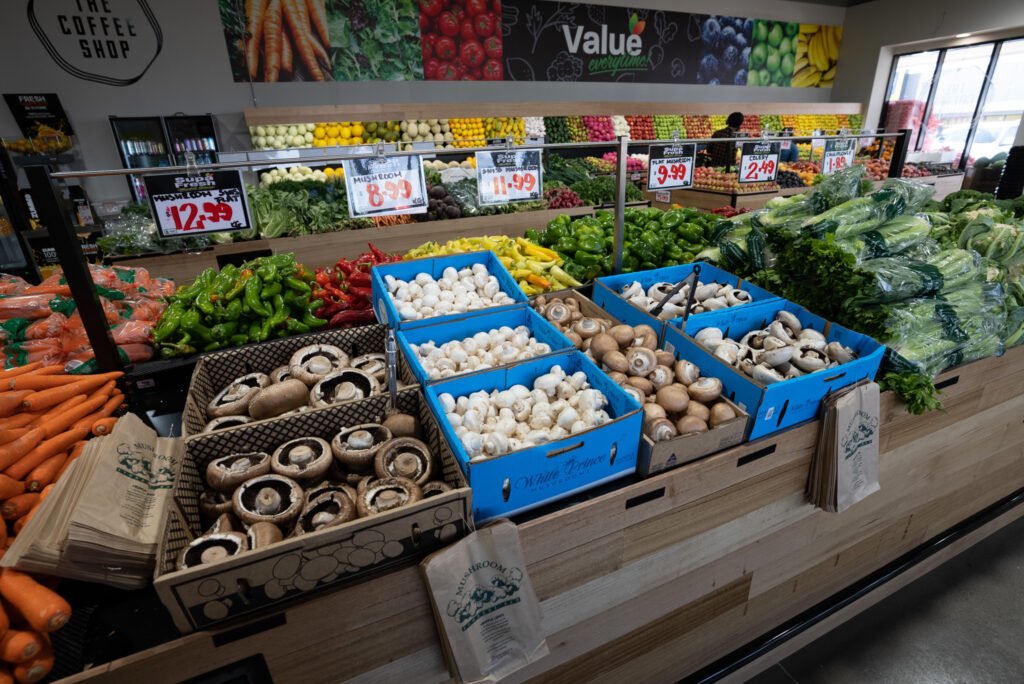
647, 144, 695, 190
477, 149, 543, 205
165, 200, 235, 231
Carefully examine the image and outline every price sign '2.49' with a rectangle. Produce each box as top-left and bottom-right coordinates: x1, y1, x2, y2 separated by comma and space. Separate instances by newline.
144, 170, 252, 239
343, 154, 428, 218
476, 149, 543, 206
647, 143, 696, 191
822, 138, 856, 176
738, 141, 781, 184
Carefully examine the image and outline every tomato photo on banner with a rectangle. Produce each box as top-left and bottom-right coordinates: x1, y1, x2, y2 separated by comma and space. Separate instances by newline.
419, 0, 503, 80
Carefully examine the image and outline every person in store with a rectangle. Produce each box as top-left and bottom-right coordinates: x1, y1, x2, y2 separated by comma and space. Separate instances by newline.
779, 127, 800, 163
707, 112, 744, 171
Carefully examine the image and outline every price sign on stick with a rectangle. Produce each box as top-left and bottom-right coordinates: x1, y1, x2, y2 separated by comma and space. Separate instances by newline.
822, 138, 856, 175
647, 143, 696, 191
144, 170, 251, 238
738, 141, 780, 184
343, 153, 428, 218
476, 148, 543, 205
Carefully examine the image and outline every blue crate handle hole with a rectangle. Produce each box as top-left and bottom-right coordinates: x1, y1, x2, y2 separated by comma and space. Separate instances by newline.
546, 441, 584, 459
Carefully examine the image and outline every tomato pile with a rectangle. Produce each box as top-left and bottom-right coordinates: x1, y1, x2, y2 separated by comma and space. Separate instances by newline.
312, 244, 401, 328
420, 0, 503, 81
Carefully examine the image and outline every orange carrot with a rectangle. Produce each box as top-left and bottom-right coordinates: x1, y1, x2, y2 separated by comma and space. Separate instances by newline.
36, 393, 107, 439
0, 630, 41, 664
0, 601, 7, 637
1, 495, 37, 521
281, 0, 322, 80
27, 395, 87, 428
20, 372, 121, 412
305, 0, 329, 49
5, 428, 88, 480
54, 443, 87, 483
0, 417, 34, 432
0, 395, 32, 421
280, 24, 293, 76
0, 523, 6, 549
0, 475, 22, 500
0, 663, 11, 684
0, 570, 70, 633
263, 0, 282, 81
24, 455, 64, 493
0, 365, 40, 381
11, 642, 51, 684
0, 431, 29, 447
0, 431, 44, 473
91, 418, 117, 436
246, 0, 269, 80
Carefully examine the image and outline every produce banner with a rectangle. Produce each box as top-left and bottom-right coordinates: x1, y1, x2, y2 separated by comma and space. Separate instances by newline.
218, 0, 840, 87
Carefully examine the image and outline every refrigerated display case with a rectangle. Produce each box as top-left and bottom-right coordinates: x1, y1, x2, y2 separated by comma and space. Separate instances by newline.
110, 116, 173, 201
164, 114, 220, 165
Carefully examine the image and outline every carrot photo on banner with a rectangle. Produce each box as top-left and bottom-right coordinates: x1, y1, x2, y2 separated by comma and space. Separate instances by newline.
218, 0, 424, 82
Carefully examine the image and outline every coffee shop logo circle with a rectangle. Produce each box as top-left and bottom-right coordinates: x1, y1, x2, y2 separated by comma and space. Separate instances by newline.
28, 0, 163, 86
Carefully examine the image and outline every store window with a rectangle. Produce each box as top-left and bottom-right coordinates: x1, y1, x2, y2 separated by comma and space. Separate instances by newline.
969, 38, 1024, 163
883, 51, 938, 145
921, 43, 994, 165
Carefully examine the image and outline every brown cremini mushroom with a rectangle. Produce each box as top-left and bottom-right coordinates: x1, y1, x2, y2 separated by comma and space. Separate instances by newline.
289, 345, 350, 387
179, 532, 248, 570
351, 353, 388, 384
422, 481, 453, 498
248, 379, 310, 420
374, 438, 434, 486
310, 369, 380, 409
205, 452, 271, 494
232, 474, 304, 528
632, 325, 659, 350
207, 373, 270, 418
381, 410, 422, 439
625, 347, 658, 377
247, 521, 283, 549
269, 366, 292, 384
271, 437, 332, 483
332, 424, 393, 473
355, 477, 423, 517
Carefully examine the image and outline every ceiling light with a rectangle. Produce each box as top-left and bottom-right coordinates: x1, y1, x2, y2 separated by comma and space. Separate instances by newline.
956, 33, 971, 38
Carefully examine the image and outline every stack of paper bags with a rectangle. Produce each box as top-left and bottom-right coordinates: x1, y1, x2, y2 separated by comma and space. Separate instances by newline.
806, 381, 881, 513
1, 414, 182, 589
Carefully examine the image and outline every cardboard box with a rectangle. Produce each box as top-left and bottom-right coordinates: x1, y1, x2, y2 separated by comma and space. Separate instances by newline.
663, 302, 884, 440
155, 389, 472, 633
181, 325, 412, 438
638, 392, 748, 477
591, 263, 780, 345
396, 307, 574, 386
370, 251, 527, 330
424, 350, 642, 522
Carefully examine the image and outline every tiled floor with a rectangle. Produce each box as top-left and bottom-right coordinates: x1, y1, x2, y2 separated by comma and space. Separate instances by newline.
747, 515, 1024, 684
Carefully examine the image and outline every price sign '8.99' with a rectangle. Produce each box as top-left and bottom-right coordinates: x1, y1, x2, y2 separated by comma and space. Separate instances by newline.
144, 170, 251, 238
476, 149, 543, 206
343, 154, 428, 218
647, 143, 696, 191
738, 141, 781, 184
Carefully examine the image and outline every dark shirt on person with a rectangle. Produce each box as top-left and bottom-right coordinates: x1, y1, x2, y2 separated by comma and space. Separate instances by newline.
708, 127, 738, 168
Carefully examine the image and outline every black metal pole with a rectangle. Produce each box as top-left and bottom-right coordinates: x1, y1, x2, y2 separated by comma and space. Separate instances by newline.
23, 165, 122, 372
889, 129, 912, 180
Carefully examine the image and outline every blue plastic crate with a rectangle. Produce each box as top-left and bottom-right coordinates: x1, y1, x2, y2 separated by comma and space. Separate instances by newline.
591, 263, 780, 345
663, 301, 884, 440
423, 350, 643, 522
396, 307, 574, 386
370, 251, 527, 330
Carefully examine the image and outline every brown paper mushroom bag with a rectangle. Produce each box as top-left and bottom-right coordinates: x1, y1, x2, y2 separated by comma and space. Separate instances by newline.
421, 520, 548, 683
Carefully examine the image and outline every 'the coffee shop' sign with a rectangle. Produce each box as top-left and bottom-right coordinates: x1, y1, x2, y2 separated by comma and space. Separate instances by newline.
28, 0, 163, 86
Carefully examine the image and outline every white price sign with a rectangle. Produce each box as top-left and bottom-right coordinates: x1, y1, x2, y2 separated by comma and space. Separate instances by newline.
343, 154, 427, 217
738, 141, 781, 183
144, 170, 251, 238
647, 143, 696, 190
476, 148, 543, 206
822, 138, 856, 175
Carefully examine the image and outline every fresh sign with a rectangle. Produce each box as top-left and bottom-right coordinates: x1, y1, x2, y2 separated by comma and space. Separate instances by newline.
343, 154, 427, 218
144, 170, 251, 238
647, 143, 695, 190
738, 141, 780, 184
476, 148, 543, 206
822, 138, 855, 175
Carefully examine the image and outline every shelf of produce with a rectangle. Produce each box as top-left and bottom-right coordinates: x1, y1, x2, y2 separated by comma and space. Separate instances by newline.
645, 187, 793, 212
107, 207, 596, 284
63, 346, 1024, 684
244, 102, 863, 127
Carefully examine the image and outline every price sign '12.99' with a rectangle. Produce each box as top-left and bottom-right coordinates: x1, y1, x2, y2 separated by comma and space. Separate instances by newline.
738, 141, 781, 184
822, 138, 856, 176
144, 170, 252, 239
647, 143, 696, 191
476, 149, 543, 206
343, 154, 428, 218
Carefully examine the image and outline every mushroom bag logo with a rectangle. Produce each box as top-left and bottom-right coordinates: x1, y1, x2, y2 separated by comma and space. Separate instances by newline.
446, 560, 524, 631
28, 0, 163, 86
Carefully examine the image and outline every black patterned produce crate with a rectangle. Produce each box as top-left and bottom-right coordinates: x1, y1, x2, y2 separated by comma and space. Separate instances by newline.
182, 325, 414, 438
155, 389, 471, 632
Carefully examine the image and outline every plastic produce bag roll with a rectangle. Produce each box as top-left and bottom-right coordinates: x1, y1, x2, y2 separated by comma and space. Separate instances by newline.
421, 520, 548, 683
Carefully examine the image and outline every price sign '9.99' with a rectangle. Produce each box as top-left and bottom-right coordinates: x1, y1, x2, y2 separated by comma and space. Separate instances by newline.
476, 149, 543, 206
647, 143, 696, 191
144, 170, 251, 238
822, 138, 856, 176
738, 141, 781, 184
343, 154, 428, 218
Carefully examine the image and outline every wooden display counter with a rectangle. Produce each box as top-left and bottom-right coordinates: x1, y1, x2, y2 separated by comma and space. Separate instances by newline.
64, 346, 1024, 683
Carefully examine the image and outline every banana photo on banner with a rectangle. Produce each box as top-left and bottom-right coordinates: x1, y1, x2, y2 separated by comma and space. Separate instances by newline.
793, 24, 842, 88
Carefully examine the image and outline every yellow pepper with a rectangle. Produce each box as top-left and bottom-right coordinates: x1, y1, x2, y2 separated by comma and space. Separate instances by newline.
516, 238, 560, 263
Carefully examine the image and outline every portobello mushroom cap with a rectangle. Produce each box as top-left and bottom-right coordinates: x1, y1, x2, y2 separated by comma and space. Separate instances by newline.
207, 373, 270, 418
289, 345, 350, 387
199, 491, 234, 523
179, 532, 248, 570
205, 452, 271, 493
374, 437, 434, 485
248, 379, 310, 420
355, 476, 424, 517
271, 437, 332, 483
351, 353, 388, 384
310, 369, 380, 409
295, 491, 357, 535
421, 481, 453, 498
332, 424, 393, 472
247, 521, 284, 549
232, 474, 304, 528
381, 409, 423, 439
269, 366, 292, 384
202, 415, 254, 433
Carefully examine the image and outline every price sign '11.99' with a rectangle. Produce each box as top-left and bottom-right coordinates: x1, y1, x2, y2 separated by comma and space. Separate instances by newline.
738, 141, 781, 184
476, 149, 543, 206
822, 138, 856, 175
144, 170, 252, 238
647, 143, 696, 191
343, 154, 428, 218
